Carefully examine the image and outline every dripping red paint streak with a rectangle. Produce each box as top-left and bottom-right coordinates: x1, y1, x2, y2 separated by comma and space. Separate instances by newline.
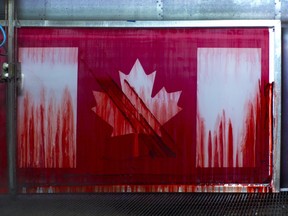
18, 87, 76, 168
61, 87, 75, 168
40, 88, 45, 167
198, 118, 205, 167
242, 102, 256, 167
29, 105, 34, 167
228, 120, 233, 167
218, 121, 224, 167
55, 109, 61, 167
197, 79, 270, 169
208, 131, 212, 167
213, 132, 219, 168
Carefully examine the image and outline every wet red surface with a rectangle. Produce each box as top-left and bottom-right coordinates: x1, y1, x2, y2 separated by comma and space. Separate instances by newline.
18, 87, 76, 168
16, 27, 271, 193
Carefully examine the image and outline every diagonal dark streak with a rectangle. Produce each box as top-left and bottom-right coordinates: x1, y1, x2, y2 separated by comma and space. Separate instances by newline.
96, 76, 176, 158
122, 79, 177, 155
82, 59, 176, 157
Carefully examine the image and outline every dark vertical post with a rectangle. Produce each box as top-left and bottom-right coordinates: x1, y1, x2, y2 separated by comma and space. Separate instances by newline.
7, 0, 16, 195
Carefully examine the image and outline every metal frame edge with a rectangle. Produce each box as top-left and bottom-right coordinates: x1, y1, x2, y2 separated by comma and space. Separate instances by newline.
14, 19, 282, 28
10, 19, 282, 193
272, 20, 281, 192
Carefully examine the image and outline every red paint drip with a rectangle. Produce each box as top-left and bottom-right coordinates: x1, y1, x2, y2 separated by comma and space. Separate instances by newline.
197, 78, 269, 170
18, 87, 76, 168
243, 102, 256, 167
213, 133, 219, 168
218, 121, 224, 167
208, 131, 212, 167
28, 105, 35, 167
61, 87, 75, 168
228, 120, 233, 167
40, 88, 45, 167
199, 119, 205, 167
55, 109, 61, 167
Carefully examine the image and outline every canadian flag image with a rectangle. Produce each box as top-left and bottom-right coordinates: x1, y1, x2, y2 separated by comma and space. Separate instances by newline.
16, 28, 271, 188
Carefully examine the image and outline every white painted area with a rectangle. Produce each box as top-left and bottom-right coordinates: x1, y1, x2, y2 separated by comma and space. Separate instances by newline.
18, 48, 78, 108
119, 59, 182, 126
18, 47, 78, 168
119, 59, 156, 108
197, 48, 261, 167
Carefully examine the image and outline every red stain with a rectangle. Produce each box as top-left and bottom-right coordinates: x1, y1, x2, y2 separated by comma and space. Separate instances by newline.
28, 104, 35, 167
214, 133, 219, 168
218, 120, 224, 167
195, 78, 272, 186
242, 102, 256, 167
40, 88, 45, 167
18, 87, 76, 168
208, 131, 212, 167
55, 109, 61, 167
19, 184, 272, 193
197, 118, 205, 167
228, 120, 233, 167
61, 87, 75, 167
197, 78, 271, 169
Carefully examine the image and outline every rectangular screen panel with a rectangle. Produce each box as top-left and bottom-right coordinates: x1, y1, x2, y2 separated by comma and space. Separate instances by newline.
17, 25, 275, 193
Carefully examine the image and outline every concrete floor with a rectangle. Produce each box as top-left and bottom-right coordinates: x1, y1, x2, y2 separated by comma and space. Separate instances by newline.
0, 192, 287, 215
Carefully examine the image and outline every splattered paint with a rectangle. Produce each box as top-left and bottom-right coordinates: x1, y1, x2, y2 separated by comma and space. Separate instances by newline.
18, 48, 78, 168
16, 28, 271, 193
196, 48, 261, 168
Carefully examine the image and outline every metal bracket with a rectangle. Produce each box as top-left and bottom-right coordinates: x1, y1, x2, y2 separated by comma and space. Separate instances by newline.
1, 62, 9, 81
0, 62, 23, 93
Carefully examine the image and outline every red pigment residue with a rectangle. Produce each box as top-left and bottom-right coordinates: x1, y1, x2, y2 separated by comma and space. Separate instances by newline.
242, 101, 256, 167
197, 80, 270, 168
20, 184, 272, 193
19, 48, 78, 65
92, 76, 176, 158
18, 86, 76, 168
228, 120, 233, 167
